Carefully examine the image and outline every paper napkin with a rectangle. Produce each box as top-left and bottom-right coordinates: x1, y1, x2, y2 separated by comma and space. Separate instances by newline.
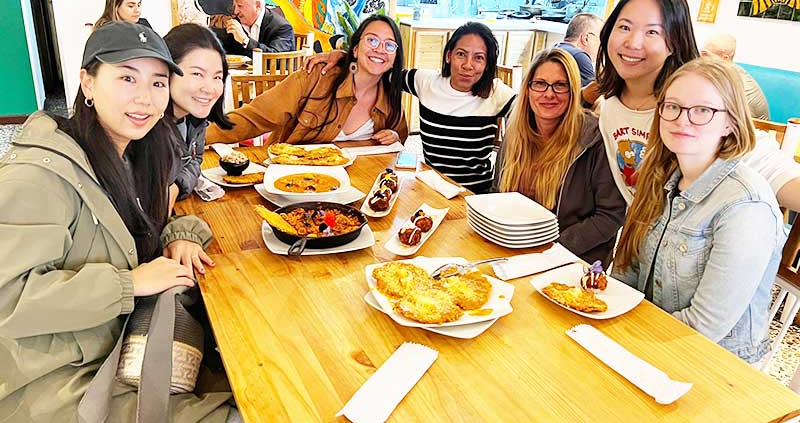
194, 175, 225, 201
341, 142, 404, 157
416, 170, 466, 199
491, 243, 579, 280
567, 324, 692, 405
337, 342, 438, 423
209, 143, 236, 157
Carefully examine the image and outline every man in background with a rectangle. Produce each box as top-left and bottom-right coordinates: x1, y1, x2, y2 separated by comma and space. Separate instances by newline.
211, 0, 295, 57
553, 13, 604, 87
701, 33, 770, 120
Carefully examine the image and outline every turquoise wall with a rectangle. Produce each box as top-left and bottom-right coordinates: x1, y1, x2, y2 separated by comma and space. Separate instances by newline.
740, 63, 800, 124
0, 0, 38, 116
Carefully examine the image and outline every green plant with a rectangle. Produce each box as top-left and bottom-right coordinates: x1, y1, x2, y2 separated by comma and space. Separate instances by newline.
335, 5, 386, 50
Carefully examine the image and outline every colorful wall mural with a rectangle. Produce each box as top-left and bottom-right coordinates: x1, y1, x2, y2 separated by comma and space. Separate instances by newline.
176, 0, 386, 51
738, 1, 800, 21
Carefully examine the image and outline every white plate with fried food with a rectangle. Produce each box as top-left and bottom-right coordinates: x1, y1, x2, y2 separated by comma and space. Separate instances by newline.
530, 263, 644, 319
363, 292, 497, 339
364, 256, 514, 328
266, 143, 355, 167
202, 163, 268, 187
384, 203, 449, 256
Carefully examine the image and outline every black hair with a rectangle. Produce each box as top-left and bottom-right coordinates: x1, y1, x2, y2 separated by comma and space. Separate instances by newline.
163, 23, 234, 129
596, 0, 699, 99
305, 14, 404, 138
441, 21, 498, 99
53, 60, 176, 263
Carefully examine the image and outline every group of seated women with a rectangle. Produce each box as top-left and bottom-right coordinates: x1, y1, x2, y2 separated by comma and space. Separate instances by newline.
0, 0, 798, 421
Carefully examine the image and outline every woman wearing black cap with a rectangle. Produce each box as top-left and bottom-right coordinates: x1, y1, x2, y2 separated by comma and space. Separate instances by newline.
0, 22, 238, 422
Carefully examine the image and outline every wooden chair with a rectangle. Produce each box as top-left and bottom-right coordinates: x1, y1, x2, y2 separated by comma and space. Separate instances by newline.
496, 64, 523, 92
761, 218, 800, 391
230, 74, 286, 108
294, 32, 313, 51
257, 50, 308, 76
753, 118, 787, 146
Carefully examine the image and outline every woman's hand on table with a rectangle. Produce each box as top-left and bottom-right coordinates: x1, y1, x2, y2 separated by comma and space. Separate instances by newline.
131, 256, 196, 297
164, 240, 215, 276
304, 50, 347, 75
372, 129, 400, 145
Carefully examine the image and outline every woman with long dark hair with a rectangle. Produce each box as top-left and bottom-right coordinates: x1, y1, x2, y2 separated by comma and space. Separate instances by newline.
493, 48, 625, 264
613, 57, 785, 364
164, 23, 234, 208
0, 22, 235, 421
94, 0, 152, 29
206, 14, 407, 145
306, 21, 515, 193
595, 0, 800, 209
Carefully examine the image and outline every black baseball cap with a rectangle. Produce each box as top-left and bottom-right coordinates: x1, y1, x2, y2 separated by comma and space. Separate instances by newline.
82, 22, 183, 76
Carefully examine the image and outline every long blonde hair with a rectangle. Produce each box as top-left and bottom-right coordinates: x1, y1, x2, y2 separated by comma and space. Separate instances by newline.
94, 0, 126, 29
615, 57, 757, 270
498, 48, 584, 209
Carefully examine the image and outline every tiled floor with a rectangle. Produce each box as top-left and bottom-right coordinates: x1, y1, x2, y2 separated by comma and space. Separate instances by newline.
0, 124, 799, 390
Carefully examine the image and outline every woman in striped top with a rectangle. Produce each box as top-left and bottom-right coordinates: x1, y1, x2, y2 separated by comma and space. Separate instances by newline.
306, 22, 515, 193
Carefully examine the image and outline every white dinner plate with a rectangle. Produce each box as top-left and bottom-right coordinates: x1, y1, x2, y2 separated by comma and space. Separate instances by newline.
465, 192, 557, 226
225, 54, 251, 65
261, 221, 375, 256
384, 203, 449, 256
467, 209, 558, 238
254, 183, 365, 206
468, 218, 559, 248
365, 256, 514, 328
201, 163, 268, 187
262, 164, 351, 197
530, 262, 645, 319
265, 143, 356, 167
360, 173, 404, 218
363, 292, 498, 339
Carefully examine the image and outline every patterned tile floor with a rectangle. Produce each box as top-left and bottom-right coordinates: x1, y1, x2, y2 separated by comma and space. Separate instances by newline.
0, 125, 798, 391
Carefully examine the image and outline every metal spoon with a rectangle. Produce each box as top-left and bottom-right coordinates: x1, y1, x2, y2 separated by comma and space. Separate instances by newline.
430, 257, 508, 279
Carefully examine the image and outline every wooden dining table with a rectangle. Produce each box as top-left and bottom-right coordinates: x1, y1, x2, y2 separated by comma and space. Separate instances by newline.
176, 146, 800, 423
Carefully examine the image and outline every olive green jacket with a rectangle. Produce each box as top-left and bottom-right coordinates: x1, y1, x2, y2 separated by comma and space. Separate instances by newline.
0, 113, 231, 422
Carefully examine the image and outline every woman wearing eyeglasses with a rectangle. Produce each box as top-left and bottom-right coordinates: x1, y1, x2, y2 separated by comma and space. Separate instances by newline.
205, 14, 407, 146
492, 48, 626, 264
612, 57, 785, 364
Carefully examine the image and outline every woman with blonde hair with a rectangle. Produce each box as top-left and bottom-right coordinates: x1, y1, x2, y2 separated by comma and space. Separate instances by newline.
612, 57, 785, 364
492, 48, 626, 264
95, 0, 151, 29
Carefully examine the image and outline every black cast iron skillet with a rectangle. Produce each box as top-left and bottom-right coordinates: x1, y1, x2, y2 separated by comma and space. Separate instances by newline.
268, 202, 369, 255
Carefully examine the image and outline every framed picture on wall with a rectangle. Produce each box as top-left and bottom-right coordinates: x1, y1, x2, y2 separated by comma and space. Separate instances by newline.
737, 1, 800, 21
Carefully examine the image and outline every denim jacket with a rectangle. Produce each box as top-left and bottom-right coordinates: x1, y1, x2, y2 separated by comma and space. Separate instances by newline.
613, 158, 786, 363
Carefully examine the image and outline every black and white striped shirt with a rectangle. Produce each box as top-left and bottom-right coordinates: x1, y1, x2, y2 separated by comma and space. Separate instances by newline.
402, 69, 515, 193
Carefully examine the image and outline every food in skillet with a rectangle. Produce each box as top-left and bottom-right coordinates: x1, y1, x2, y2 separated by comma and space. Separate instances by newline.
268, 143, 349, 166
274, 173, 340, 193
222, 172, 264, 184
254, 205, 361, 238
542, 282, 608, 313
371, 262, 493, 324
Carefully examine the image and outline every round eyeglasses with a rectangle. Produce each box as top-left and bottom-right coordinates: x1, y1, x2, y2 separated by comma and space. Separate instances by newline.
658, 102, 727, 126
529, 80, 570, 94
363, 34, 398, 54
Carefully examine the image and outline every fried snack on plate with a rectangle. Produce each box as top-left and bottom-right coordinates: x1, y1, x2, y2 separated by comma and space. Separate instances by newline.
440, 270, 492, 310
372, 262, 436, 299
272, 154, 348, 166
254, 205, 297, 235
392, 288, 463, 324
542, 282, 607, 313
222, 172, 264, 184
268, 143, 301, 155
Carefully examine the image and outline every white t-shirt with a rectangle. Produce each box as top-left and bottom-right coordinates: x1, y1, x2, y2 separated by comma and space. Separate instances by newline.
599, 95, 800, 205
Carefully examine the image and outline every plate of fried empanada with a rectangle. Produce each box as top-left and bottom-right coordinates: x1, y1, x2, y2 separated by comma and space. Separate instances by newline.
202, 163, 268, 187
266, 143, 354, 167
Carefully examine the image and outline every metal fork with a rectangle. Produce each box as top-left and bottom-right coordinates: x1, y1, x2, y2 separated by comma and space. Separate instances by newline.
429, 258, 508, 280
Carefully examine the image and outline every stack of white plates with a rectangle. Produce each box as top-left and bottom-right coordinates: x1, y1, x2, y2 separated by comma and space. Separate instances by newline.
465, 192, 559, 248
